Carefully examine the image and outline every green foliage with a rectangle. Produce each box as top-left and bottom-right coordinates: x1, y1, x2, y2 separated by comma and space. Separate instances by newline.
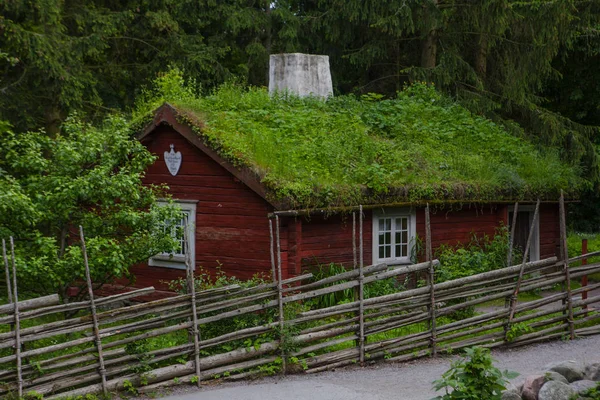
435, 227, 517, 283
580, 382, 600, 399
0, 117, 179, 298
432, 346, 519, 400
136, 74, 584, 208
505, 323, 533, 343
308, 263, 354, 309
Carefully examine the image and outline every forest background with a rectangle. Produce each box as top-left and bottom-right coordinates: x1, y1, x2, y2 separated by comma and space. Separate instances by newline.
1, 0, 600, 296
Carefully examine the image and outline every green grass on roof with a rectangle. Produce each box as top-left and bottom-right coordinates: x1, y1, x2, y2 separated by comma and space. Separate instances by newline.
136, 72, 586, 208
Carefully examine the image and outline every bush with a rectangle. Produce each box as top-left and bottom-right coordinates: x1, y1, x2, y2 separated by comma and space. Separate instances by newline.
435, 226, 517, 283
432, 346, 518, 400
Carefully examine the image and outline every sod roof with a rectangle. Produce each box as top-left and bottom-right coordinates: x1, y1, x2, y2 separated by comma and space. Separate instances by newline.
141, 82, 586, 209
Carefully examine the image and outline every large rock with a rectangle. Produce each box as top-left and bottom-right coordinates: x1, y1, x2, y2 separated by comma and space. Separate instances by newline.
522, 374, 545, 400
585, 363, 600, 381
570, 379, 598, 394
545, 360, 585, 382
544, 371, 569, 385
268, 54, 333, 98
502, 389, 522, 400
538, 381, 575, 400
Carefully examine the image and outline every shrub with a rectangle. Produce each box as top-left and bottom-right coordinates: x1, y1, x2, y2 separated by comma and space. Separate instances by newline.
435, 226, 517, 283
432, 346, 518, 400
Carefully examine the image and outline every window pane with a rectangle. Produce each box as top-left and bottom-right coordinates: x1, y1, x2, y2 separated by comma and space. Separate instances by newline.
379, 233, 385, 246
385, 246, 391, 258
379, 219, 385, 231
402, 231, 408, 244
385, 232, 391, 244
401, 244, 407, 257
379, 246, 385, 259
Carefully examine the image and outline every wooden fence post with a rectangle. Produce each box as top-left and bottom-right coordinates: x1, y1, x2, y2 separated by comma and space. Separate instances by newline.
425, 204, 437, 357
507, 202, 519, 267
184, 227, 202, 387
269, 219, 277, 283
2, 239, 13, 304
559, 192, 575, 339
275, 215, 286, 374
9, 237, 23, 398
582, 238, 588, 313
505, 200, 540, 341
79, 227, 108, 396
358, 206, 365, 364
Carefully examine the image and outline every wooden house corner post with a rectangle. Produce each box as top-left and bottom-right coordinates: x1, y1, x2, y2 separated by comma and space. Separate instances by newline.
184, 227, 202, 387
269, 219, 277, 283
559, 191, 575, 340
275, 215, 286, 375
503, 202, 519, 337
358, 206, 365, 365
425, 204, 437, 357
79, 227, 108, 396
505, 200, 540, 344
7, 238, 22, 398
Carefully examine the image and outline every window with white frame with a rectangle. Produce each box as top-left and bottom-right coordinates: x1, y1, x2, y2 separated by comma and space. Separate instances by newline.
372, 209, 416, 265
149, 200, 197, 269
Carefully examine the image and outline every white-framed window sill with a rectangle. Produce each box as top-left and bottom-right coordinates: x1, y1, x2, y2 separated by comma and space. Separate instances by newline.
148, 256, 189, 270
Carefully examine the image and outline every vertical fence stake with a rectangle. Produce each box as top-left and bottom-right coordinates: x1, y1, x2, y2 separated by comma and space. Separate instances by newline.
9, 238, 22, 398
79, 227, 108, 396
275, 215, 286, 374
582, 238, 588, 314
2, 239, 13, 304
184, 226, 202, 387
506, 200, 540, 341
269, 219, 277, 283
559, 192, 575, 339
358, 206, 365, 364
425, 204, 437, 357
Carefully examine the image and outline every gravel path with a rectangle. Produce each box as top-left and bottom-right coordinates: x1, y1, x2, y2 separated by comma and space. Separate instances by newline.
146, 335, 600, 400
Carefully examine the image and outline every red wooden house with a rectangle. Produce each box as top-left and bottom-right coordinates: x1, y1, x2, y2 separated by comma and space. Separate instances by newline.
127, 103, 561, 298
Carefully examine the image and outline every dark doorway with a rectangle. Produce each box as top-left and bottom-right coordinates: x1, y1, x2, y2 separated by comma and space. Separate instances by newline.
508, 209, 538, 261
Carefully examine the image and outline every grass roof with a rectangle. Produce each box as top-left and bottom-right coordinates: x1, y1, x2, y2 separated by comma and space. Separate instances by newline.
136, 73, 587, 209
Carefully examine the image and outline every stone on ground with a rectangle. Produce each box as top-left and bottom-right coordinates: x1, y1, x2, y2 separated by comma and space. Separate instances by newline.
502, 389, 523, 400
544, 360, 585, 382
585, 363, 600, 381
522, 374, 545, 400
543, 371, 569, 385
569, 379, 598, 394
538, 381, 575, 400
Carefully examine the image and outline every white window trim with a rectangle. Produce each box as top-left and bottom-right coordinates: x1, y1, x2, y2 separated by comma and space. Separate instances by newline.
508, 204, 540, 262
149, 200, 197, 270
372, 207, 417, 266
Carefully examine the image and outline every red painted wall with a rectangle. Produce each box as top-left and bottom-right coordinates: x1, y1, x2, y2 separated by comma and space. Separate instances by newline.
294, 204, 560, 272
131, 124, 274, 292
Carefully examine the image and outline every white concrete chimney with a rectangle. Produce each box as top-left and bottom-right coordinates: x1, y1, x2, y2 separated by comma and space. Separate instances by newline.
268, 53, 333, 98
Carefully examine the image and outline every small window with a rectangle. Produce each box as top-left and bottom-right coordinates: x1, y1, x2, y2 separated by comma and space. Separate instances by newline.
373, 209, 416, 265
149, 201, 197, 269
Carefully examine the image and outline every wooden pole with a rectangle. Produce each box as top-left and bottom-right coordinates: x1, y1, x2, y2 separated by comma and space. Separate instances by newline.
184, 227, 201, 388
358, 205, 365, 364
78, 227, 108, 396
582, 238, 588, 313
506, 200, 540, 336
9, 237, 22, 398
425, 204, 437, 357
2, 239, 13, 304
275, 215, 286, 374
507, 202, 519, 267
269, 219, 277, 283
559, 192, 576, 339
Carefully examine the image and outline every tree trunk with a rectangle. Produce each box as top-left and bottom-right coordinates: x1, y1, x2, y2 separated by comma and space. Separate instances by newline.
474, 34, 488, 80
420, 0, 439, 70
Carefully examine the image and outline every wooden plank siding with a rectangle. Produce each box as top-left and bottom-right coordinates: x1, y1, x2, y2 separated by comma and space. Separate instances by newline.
128, 124, 274, 292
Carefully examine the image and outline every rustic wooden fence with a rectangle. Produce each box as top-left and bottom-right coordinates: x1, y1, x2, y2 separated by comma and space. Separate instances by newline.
1, 195, 599, 399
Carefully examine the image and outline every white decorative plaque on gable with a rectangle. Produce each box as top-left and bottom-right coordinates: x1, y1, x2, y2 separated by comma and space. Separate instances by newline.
164, 144, 182, 176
